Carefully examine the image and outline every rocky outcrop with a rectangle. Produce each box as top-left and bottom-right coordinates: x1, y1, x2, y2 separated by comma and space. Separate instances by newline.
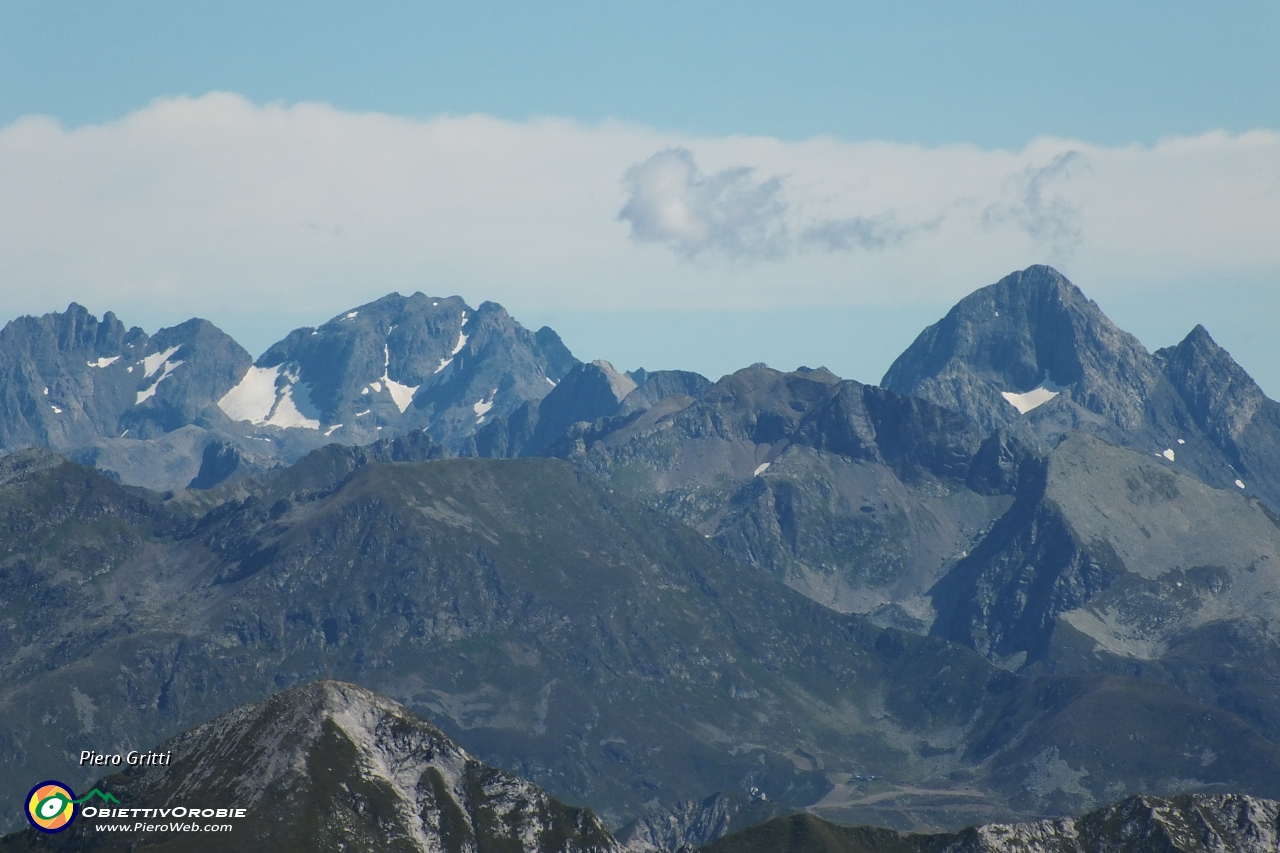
617, 792, 789, 853
930, 432, 1280, 668
471, 364, 710, 459
700, 794, 1280, 853
234, 293, 578, 450
1156, 324, 1280, 511
0, 304, 251, 451
552, 364, 1021, 620
0, 681, 622, 853
948, 794, 1280, 852
0, 294, 579, 489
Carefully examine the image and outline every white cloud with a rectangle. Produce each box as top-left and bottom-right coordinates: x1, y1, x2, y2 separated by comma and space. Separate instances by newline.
982, 151, 1085, 263
618, 147, 940, 258
0, 93, 1277, 350
619, 148, 788, 259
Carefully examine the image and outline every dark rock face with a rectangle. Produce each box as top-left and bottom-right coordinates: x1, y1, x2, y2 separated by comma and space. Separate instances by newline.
929, 433, 1280, 689
879, 265, 1253, 499
617, 791, 790, 853
881, 266, 1165, 440
236, 293, 577, 451
551, 364, 1019, 620
617, 370, 713, 417
187, 439, 243, 489
1156, 324, 1280, 510
471, 360, 638, 458
0, 304, 251, 451
471, 365, 711, 459
0, 681, 623, 853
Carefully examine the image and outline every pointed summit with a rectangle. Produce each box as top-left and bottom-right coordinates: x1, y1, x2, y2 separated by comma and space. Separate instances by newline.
24, 681, 621, 853
1156, 325, 1280, 509
1156, 324, 1267, 446
882, 265, 1168, 442
878, 266, 1273, 499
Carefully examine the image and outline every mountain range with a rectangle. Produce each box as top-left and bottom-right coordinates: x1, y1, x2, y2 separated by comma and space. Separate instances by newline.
3, 681, 1276, 852
3, 265, 1280, 848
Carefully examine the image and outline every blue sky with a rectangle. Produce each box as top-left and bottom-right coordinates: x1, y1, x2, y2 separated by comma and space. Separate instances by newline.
5, 2, 1278, 146
2, 1, 1279, 390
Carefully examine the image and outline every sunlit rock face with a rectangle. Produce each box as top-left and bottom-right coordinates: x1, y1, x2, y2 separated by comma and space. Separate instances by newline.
0, 681, 623, 853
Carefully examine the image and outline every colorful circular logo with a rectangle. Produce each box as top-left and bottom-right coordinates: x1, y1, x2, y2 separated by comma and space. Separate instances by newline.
26, 781, 76, 833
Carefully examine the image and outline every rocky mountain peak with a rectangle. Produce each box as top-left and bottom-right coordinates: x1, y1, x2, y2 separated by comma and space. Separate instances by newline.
1156, 324, 1267, 444
0, 304, 250, 451
32, 680, 622, 853
215, 292, 578, 450
881, 265, 1166, 442
591, 360, 639, 402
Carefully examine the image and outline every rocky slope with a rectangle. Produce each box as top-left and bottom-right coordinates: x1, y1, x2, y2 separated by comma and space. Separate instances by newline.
0, 680, 622, 853
930, 432, 1280, 655
1155, 323, 1280, 512
5, 448, 1280, 835
922, 431, 1280, 743
0, 304, 259, 488
470, 360, 709, 459
617, 791, 791, 853
548, 364, 1020, 623
880, 265, 1276, 509
0, 304, 253, 449
700, 793, 1280, 853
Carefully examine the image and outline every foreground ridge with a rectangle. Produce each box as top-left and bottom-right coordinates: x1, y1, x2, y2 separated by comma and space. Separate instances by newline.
0, 681, 622, 853
703, 793, 1280, 853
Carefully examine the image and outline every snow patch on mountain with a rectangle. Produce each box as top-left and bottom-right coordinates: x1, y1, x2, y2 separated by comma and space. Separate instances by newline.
143, 346, 182, 379
136, 357, 185, 404
474, 389, 496, 421
218, 365, 279, 422
218, 364, 321, 429
386, 378, 418, 412
87, 356, 120, 368
1001, 374, 1067, 415
381, 345, 419, 413
435, 325, 470, 375
267, 381, 320, 429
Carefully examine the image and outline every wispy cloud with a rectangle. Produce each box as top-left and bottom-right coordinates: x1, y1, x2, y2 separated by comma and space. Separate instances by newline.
619, 148, 941, 260
983, 151, 1085, 261
800, 212, 940, 252
618, 148, 788, 259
